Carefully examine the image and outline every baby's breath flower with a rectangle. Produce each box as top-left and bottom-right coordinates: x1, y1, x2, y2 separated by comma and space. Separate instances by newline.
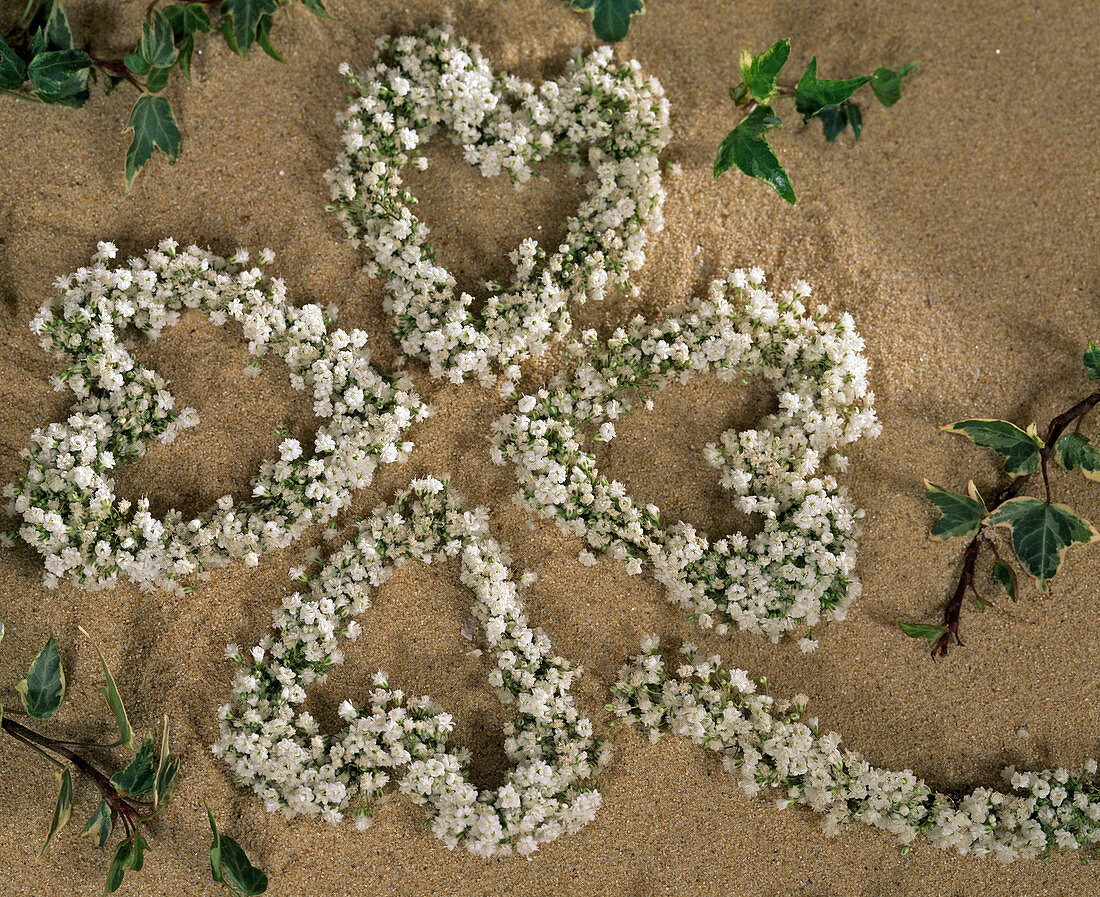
325, 27, 670, 386
215, 479, 601, 857
11, 243, 428, 593
612, 640, 1100, 862
491, 270, 880, 641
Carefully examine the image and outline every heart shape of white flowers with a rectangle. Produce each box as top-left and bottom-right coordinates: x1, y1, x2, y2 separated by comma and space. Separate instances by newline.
492, 268, 881, 644
215, 478, 603, 857
611, 638, 1100, 861
7, 241, 428, 593
325, 27, 669, 391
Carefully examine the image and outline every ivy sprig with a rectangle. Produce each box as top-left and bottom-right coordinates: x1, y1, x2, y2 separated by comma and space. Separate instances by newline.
715, 38, 917, 203
0, 622, 266, 894
0, 0, 331, 190
902, 342, 1100, 656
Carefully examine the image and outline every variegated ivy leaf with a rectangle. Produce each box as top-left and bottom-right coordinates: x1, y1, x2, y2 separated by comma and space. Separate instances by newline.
110, 736, 156, 797
1054, 432, 1100, 481
714, 105, 795, 204
738, 38, 790, 105
17, 635, 65, 719
153, 716, 180, 809
79, 627, 134, 750
221, 0, 279, 56
37, 768, 72, 859
81, 800, 113, 848
124, 94, 180, 191
924, 479, 986, 540
941, 419, 1043, 476
986, 497, 1099, 590
22, 0, 73, 52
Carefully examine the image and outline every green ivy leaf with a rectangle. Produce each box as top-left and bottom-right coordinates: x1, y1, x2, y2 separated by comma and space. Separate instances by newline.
81, 800, 113, 848
794, 57, 871, 123
714, 105, 795, 204
124, 94, 180, 191
570, 0, 645, 42
176, 35, 196, 79
217, 15, 241, 55
17, 635, 65, 719
221, 0, 279, 56
848, 101, 863, 139
28, 28, 45, 59
941, 419, 1044, 476
1054, 432, 1100, 481
105, 839, 131, 894
815, 101, 864, 142
300, 0, 331, 19
1083, 340, 1100, 380
991, 560, 1017, 601
924, 479, 986, 540
140, 13, 179, 68
79, 627, 134, 751
986, 497, 1099, 590
899, 622, 947, 641
110, 735, 156, 797
255, 14, 283, 62
738, 38, 790, 105
105, 835, 146, 895
163, 3, 213, 40
130, 833, 146, 872
219, 836, 268, 895
207, 804, 223, 884
871, 61, 917, 107
0, 35, 26, 90
23, 0, 73, 51
37, 768, 72, 859
26, 48, 91, 106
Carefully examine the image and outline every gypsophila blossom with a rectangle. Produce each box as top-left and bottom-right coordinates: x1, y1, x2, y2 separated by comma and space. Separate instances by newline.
491, 269, 880, 641
7, 241, 428, 593
214, 478, 603, 857
325, 27, 670, 392
611, 638, 1100, 862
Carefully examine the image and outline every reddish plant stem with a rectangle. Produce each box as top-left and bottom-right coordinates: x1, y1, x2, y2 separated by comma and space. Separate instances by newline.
931, 389, 1100, 657
1, 716, 142, 836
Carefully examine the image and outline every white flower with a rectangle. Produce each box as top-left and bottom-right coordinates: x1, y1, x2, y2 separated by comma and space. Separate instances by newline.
490, 268, 880, 642
216, 482, 600, 858
11, 242, 428, 592
611, 642, 1100, 863
324, 27, 670, 387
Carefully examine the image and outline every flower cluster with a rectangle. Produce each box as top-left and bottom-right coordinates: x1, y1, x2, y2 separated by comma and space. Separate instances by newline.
491, 270, 880, 642
611, 638, 1100, 861
7, 241, 428, 592
325, 27, 670, 390
215, 478, 604, 857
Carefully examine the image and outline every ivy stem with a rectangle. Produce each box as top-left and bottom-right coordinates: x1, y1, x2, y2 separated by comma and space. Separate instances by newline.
88, 56, 144, 93
931, 389, 1100, 657
1, 716, 143, 834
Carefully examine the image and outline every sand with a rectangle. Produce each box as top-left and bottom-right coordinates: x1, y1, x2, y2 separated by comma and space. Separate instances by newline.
1, 1, 1099, 895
